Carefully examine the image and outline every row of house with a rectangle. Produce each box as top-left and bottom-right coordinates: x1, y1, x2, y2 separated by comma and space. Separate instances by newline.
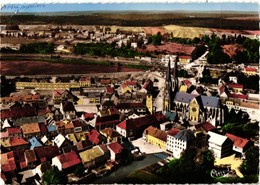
142, 122, 252, 159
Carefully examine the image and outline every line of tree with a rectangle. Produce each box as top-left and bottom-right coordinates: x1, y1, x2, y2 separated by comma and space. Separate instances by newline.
201, 34, 259, 64
1, 42, 55, 54
74, 42, 148, 58
148, 32, 162, 45
19, 42, 55, 54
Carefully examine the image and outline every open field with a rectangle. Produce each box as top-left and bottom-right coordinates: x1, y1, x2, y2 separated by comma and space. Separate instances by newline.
0, 60, 144, 76
164, 25, 209, 38
1, 12, 259, 30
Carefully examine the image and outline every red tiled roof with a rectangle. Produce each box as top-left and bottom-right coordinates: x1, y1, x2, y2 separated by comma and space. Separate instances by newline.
79, 77, 91, 82
195, 122, 216, 132
95, 112, 120, 128
109, 107, 120, 115
0, 94, 40, 103
98, 144, 110, 154
53, 90, 65, 97
167, 128, 180, 136
145, 126, 167, 142
121, 84, 127, 89
125, 81, 137, 86
226, 133, 250, 149
39, 122, 47, 133
100, 79, 111, 84
182, 80, 192, 87
108, 142, 123, 154
106, 87, 115, 94
64, 122, 74, 129
9, 137, 28, 147
244, 67, 257, 72
179, 55, 191, 59
101, 128, 121, 138
117, 114, 162, 131
219, 85, 225, 94
57, 151, 81, 169
141, 42, 195, 55
223, 44, 244, 58
72, 119, 82, 128
145, 126, 157, 136
55, 121, 66, 128
84, 113, 95, 120
76, 140, 92, 151
0, 106, 36, 119
0, 151, 17, 172
227, 83, 243, 89
154, 113, 166, 122
20, 160, 27, 169
154, 130, 167, 142
117, 102, 146, 110
88, 129, 101, 145
34, 146, 60, 163
21, 123, 41, 135
228, 93, 248, 100
24, 150, 37, 163
143, 80, 151, 90
0, 131, 9, 139
117, 120, 126, 130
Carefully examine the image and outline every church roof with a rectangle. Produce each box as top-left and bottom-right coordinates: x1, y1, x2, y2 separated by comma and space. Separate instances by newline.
174, 92, 220, 108
201, 95, 220, 108
174, 92, 196, 103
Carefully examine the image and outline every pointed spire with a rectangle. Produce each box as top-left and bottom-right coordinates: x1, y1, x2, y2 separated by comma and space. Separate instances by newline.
166, 59, 171, 82
173, 55, 178, 78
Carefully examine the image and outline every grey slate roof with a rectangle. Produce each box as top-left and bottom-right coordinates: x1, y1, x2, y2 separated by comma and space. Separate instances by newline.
201, 95, 220, 108
174, 129, 195, 141
174, 92, 195, 103
174, 92, 220, 108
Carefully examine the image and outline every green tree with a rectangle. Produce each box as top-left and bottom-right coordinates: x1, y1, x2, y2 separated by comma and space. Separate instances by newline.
178, 69, 189, 78
20, 42, 54, 54
42, 166, 67, 185
157, 147, 215, 183
240, 146, 259, 175
150, 32, 162, 45
233, 50, 249, 64
74, 164, 85, 177
200, 67, 212, 84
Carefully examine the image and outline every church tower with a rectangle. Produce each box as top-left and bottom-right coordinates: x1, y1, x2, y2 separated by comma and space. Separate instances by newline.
146, 93, 153, 114
172, 55, 179, 96
164, 55, 179, 112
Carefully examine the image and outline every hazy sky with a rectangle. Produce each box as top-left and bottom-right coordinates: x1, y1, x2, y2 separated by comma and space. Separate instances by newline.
1, 3, 259, 13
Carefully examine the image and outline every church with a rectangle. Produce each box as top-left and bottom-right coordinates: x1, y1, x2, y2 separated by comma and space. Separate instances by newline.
164, 55, 224, 126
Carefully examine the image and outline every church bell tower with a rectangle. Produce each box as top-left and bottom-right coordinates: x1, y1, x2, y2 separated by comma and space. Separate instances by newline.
164, 55, 179, 112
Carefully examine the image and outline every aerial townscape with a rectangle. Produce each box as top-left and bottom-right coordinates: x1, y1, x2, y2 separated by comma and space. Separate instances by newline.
0, 2, 259, 184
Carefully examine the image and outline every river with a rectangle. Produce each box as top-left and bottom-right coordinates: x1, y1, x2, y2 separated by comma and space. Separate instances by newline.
89, 153, 167, 184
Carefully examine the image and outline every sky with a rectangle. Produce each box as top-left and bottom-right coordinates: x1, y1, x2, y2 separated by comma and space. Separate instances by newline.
1, 3, 259, 13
